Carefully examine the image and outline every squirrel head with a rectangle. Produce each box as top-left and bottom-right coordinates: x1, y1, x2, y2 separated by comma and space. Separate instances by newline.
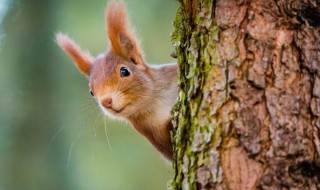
56, 1, 153, 118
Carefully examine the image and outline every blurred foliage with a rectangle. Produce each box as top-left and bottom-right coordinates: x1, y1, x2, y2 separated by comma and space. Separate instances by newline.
0, 0, 178, 189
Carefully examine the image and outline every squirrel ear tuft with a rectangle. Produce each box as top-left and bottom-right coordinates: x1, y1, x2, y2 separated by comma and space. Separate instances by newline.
105, 1, 146, 69
55, 33, 93, 76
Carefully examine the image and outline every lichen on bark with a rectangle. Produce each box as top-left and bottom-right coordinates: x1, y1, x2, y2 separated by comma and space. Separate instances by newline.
171, 1, 223, 189
171, 0, 320, 190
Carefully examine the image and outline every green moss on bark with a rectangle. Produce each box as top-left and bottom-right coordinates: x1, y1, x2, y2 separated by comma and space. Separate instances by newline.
171, 0, 320, 189
170, 1, 223, 189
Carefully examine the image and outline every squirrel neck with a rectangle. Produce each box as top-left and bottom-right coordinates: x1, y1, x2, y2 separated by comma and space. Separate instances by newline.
127, 63, 178, 160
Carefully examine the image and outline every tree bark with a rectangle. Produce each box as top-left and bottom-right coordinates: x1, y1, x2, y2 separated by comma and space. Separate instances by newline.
171, 0, 320, 189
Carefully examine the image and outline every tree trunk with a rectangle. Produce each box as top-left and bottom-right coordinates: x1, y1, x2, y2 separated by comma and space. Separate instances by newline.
171, 0, 320, 189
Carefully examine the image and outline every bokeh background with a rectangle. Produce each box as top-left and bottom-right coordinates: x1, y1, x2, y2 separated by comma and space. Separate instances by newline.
0, 0, 178, 189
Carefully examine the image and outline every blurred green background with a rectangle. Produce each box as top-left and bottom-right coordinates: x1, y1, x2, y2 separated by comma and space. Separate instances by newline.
0, 0, 177, 189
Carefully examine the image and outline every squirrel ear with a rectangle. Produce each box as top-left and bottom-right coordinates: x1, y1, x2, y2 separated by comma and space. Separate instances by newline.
55, 33, 93, 76
106, 1, 146, 70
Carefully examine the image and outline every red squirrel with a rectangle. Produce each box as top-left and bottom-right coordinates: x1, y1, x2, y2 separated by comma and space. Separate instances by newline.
56, 1, 177, 160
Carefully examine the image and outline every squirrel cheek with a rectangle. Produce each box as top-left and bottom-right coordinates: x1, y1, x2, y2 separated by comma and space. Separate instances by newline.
112, 95, 126, 108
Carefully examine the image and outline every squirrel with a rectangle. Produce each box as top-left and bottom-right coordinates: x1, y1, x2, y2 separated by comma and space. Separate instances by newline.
55, 1, 177, 160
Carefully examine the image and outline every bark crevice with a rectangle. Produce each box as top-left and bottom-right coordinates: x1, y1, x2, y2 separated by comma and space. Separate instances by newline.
171, 0, 320, 189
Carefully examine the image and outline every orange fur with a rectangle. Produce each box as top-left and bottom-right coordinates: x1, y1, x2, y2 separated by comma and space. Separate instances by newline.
56, 1, 178, 160
56, 33, 93, 76
106, 1, 144, 67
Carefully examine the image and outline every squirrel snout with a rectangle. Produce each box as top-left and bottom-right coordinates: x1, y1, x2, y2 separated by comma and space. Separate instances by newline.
102, 98, 113, 108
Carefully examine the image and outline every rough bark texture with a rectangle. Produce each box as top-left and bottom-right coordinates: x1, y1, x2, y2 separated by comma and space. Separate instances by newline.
171, 0, 320, 189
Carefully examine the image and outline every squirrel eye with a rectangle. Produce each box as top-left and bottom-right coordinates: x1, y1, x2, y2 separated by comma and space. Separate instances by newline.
89, 90, 94, 96
120, 67, 130, 77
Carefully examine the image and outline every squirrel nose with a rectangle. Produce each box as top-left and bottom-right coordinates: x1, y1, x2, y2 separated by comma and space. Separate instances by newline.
102, 98, 113, 108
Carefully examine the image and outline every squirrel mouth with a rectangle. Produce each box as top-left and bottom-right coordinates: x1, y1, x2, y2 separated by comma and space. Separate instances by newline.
111, 107, 124, 113
100, 103, 131, 114
109, 104, 128, 113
